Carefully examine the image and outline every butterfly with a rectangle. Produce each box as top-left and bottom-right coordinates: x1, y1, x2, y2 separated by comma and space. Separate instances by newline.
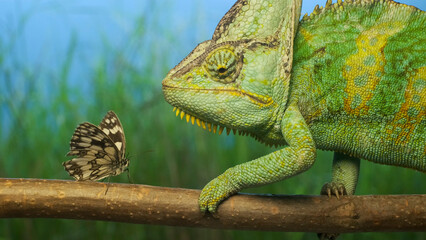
63, 110, 129, 181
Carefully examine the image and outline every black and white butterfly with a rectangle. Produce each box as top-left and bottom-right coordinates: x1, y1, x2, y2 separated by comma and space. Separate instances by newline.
63, 110, 129, 181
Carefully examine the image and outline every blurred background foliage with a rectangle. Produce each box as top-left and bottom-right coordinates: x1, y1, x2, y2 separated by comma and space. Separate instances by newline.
0, 0, 425, 239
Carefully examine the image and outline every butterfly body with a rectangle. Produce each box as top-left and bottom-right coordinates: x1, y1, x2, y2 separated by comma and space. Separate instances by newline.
63, 111, 128, 181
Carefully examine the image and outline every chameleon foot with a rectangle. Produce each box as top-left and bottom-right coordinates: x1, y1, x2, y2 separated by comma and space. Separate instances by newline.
317, 182, 348, 240
198, 174, 239, 213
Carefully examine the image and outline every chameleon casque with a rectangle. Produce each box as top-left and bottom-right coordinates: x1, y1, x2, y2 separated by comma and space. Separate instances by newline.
162, 0, 425, 216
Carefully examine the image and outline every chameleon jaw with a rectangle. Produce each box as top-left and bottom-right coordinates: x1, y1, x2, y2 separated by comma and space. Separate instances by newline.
163, 83, 282, 147
171, 106, 282, 148
173, 106, 237, 135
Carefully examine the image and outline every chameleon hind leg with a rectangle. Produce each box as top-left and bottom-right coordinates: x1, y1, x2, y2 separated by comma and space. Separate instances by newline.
321, 152, 360, 197
318, 152, 360, 240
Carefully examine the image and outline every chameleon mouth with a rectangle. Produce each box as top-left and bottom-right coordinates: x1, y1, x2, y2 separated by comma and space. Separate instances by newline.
162, 84, 274, 107
172, 106, 282, 148
171, 105, 274, 141
171, 106, 282, 148
173, 106, 238, 135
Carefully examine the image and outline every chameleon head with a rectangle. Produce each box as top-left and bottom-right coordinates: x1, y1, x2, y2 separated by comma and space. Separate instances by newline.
162, 38, 284, 139
162, 0, 301, 144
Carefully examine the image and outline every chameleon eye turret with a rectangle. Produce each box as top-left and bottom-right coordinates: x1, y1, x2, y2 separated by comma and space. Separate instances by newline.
204, 46, 239, 83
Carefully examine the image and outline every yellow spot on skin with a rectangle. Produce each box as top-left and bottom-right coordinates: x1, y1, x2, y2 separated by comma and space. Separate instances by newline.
299, 27, 314, 42
343, 22, 404, 116
388, 66, 426, 144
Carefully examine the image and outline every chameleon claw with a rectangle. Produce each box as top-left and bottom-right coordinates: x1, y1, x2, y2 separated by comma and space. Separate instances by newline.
334, 189, 340, 199
321, 182, 347, 199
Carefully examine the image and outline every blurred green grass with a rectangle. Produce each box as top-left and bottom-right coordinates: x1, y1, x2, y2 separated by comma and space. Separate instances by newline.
0, 2, 424, 240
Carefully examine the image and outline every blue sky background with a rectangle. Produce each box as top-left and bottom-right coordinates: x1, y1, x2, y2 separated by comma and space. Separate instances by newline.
1, 0, 424, 82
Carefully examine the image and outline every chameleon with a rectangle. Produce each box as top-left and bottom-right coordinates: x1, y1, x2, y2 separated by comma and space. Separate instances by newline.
162, 0, 425, 217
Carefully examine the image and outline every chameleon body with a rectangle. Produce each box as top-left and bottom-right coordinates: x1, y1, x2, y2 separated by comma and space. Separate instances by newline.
162, 0, 425, 213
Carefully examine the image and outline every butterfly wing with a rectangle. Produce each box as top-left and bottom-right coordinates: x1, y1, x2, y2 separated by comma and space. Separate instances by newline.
63, 121, 124, 181
99, 111, 126, 158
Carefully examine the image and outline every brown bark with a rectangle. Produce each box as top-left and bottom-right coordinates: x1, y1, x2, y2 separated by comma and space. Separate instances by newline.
0, 178, 424, 233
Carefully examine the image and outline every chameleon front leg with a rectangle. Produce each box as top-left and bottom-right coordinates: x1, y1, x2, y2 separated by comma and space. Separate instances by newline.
321, 153, 360, 197
199, 103, 317, 213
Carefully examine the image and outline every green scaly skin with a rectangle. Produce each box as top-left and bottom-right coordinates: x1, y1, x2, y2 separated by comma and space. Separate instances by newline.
162, 0, 426, 214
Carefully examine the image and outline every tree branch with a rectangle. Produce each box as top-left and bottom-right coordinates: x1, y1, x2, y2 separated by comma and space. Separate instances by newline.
0, 178, 424, 233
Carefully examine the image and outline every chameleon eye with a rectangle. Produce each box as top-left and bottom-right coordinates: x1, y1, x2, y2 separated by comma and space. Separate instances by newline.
204, 47, 238, 83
